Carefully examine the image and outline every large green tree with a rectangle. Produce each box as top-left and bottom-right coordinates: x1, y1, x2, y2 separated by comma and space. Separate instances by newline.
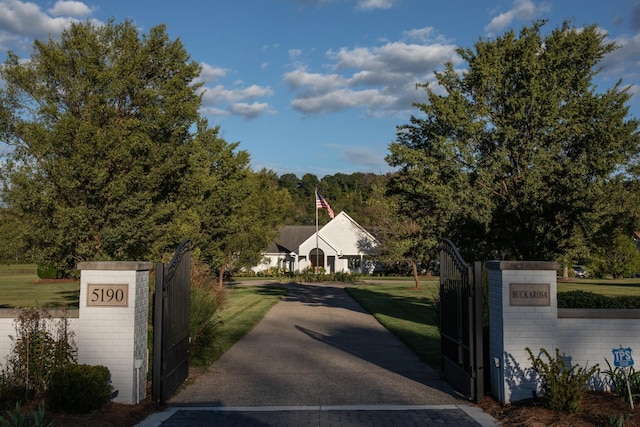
190, 124, 292, 287
0, 20, 203, 271
0, 20, 280, 274
388, 20, 640, 262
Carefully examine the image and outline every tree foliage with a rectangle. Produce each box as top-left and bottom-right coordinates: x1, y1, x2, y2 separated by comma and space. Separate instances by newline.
387, 20, 640, 262
0, 20, 288, 274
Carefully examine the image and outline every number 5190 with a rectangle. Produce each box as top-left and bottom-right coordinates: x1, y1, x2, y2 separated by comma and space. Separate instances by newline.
87, 284, 128, 307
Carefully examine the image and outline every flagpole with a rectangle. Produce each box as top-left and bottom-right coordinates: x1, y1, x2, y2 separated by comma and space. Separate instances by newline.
315, 187, 319, 273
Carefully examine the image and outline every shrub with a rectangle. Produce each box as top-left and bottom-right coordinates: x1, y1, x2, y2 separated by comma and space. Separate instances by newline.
4, 308, 76, 400
36, 265, 64, 280
526, 347, 599, 412
0, 368, 26, 411
189, 261, 225, 363
47, 364, 112, 414
558, 291, 640, 309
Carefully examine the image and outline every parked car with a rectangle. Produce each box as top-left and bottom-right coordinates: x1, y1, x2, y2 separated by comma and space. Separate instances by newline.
572, 265, 587, 278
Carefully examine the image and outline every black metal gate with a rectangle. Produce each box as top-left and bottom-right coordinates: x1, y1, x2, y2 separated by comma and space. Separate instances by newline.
439, 238, 484, 402
152, 239, 191, 403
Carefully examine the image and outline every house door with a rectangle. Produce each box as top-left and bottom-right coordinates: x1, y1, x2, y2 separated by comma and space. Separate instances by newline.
327, 256, 335, 273
309, 248, 324, 270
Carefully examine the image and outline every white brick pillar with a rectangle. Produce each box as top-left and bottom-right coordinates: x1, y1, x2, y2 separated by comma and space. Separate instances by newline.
487, 261, 559, 404
77, 261, 152, 404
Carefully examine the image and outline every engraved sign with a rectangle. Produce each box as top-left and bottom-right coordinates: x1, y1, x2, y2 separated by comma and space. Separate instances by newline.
87, 284, 128, 307
509, 283, 550, 306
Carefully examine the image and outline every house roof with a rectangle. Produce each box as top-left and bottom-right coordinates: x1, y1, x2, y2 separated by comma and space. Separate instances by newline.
265, 225, 316, 254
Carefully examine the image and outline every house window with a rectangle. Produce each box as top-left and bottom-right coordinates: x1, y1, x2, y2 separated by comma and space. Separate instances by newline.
348, 257, 361, 270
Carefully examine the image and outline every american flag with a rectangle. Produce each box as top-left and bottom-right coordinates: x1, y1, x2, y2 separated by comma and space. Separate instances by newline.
316, 191, 335, 219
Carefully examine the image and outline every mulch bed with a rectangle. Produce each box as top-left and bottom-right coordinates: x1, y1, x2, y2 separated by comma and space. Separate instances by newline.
478, 391, 639, 426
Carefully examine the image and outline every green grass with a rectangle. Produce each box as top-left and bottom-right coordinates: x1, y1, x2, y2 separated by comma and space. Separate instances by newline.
558, 279, 640, 297
190, 285, 287, 365
346, 282, 442, 369
347, 278, 640, 372
0, 264, 79, 308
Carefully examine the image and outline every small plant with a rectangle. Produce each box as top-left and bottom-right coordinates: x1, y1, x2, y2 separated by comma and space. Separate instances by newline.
47, 364, 112, 414
602, 358, 640, 404
0, 402, 54, 427
526, 347, 599, 413
607, 412, 633, 427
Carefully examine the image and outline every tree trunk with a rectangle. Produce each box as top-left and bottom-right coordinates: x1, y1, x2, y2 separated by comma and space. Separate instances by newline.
562, 263, 568, 280
411, 260, 420, 289
217, 265, 226, 290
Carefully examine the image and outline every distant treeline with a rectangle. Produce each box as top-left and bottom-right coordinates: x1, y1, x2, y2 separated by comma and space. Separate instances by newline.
276, 172, 390, 229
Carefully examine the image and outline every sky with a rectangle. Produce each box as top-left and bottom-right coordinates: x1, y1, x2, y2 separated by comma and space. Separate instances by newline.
1, 0, 640, 178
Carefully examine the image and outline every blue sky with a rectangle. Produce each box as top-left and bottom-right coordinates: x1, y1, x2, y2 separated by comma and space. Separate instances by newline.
1, 0, 640, 178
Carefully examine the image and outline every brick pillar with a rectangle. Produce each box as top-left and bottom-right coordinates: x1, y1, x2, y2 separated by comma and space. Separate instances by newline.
77, 261, 152, 404
487, 261, 558, 404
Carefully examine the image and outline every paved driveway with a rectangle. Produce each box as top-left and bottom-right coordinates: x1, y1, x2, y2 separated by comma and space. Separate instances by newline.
138, 283, 497, 426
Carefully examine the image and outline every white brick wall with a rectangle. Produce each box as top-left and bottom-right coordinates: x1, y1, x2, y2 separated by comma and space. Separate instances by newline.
0, 310, 80, 367
0, 262, 152, 406
489, 261, 640, 404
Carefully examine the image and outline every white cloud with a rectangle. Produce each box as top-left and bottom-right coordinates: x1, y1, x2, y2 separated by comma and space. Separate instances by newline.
229, 102, 276, 120
355, 0, 396, 11
284, 28, 458, 115
294, 0, 399, 11
600, 31, 640, 92
199, 83, 275, 120
0, 0, 100, 53
291, 88, 396, 114
197, 62, 227, 84
485, 0, 551, 35
48, 1, 92, 18
284, 68, 346, 93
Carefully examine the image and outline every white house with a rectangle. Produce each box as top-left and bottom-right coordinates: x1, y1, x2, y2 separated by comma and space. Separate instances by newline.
253, 211, 378, 274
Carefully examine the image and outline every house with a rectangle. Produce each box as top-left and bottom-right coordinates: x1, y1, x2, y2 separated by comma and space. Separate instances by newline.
253, 211, 378, 274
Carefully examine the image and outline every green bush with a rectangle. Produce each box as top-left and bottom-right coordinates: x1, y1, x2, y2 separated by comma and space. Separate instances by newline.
47, 364, 112, 414
36, 265, 64, 280
4, 308, 76, 399
558, 291, 640, 309
0, 368, 26, 411
526, 347, 599, 412
188, 262, 225, 363
190, 285, 223, 360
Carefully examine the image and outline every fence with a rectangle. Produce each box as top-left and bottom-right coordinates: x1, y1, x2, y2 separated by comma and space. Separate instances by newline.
0, 309, 79, 365
488, 260, 640, 404
0, 261, 151, 405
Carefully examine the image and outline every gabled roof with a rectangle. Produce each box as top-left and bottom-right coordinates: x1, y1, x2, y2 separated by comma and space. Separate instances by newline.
332, 211, 378, 244
265, 225, 316, 254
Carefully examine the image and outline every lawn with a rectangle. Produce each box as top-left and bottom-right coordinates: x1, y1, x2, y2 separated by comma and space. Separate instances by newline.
558, 278, 640, 297
0, 264, 79, 308
346, 276, 640, 371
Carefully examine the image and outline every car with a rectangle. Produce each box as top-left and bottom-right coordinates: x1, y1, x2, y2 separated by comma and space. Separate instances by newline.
572, 265, 587, 278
